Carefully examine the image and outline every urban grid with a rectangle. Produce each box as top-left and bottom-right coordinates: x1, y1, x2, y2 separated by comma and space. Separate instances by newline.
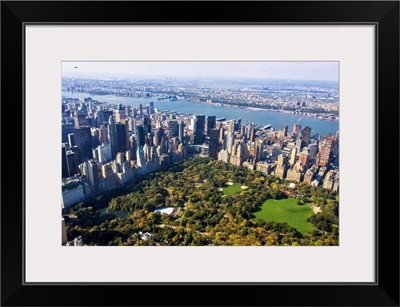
61, 68, 339, 247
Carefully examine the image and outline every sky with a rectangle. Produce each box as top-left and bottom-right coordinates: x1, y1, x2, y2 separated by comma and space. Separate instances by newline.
62, 61, 339, 82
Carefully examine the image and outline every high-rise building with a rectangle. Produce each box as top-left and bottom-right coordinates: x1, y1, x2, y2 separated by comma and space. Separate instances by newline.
67, 133, 75, 147
62, 144, 69, 179
227, 120, 235, 133
103, 109, 113, 124
249, 123, 255, 142
194, 115, 205, 144
292, 123, 302, 135
218, 149, 230, 163
74, 110, 87, 128
62, 123, 74, 143
302, 126, 311, 147
143, 116, 152, 134
101, 163, 116, 189
87, 159, 99, 193
128, 118, 136, 133
135, 125, 145, 148
149, 101, 155, 114
107, 115, 117, 159
235, 118, 242, 131
208, 128, 219, 159
73, 126, 92, 162
323, 169, 339, 191
275, 154, 288, 179
96, 143, 112, 164
126, 150, 132, 162
115, 104, 126, 123
226, 131, 234, 154
308, 143, 318, 161
283, 124, 288, 137
178, 121, 185, 144
62, 218, 68, 245
167, 119, 178, 137
298, 151, 309, 166
219, 126, 225, 142
255, 140, 264, 161
289, 148, 297, 165
66, 151, 78, 177
99, 124, 108, 144
317, 136, 336, 167
91, 127, 100, 149
153, 127, 163, 147
116, 152, 125, 166
206, 116, 216, 136
115, 122, 128, 153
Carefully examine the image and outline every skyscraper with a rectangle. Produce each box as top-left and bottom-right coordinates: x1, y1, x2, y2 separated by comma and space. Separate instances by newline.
107, 115, 117, 159
206, 115, 216, 136
167, 119, 178, 137
290, 148, 298, 165
194, 114, 205, 144
178, 121, 185, 144
249, 123, 255, 142
115, 104, 126, 123
255, 140, 264, 161
66, 151, 78, 177
115, 122, 128, 153
226, 131, 234, 154
73, 126, 92, 162
91, 127, 99, 149
208, 128, 219, 159
87, 159, 99, 193
128, 118, 136, 133
228, 120, 235, 133
275, 154, 288, 179
235, 118, 242, 131
299, 151, 309, 166
74, 110, 88, 128
62, 144, 69, 179
317, 136, 336, 167
302, 126, 311, 147
153, 127, 163, 147
149, 101, 155, 114
62, 218, 68, 245
99, 124, 108, 145
292, 124, 302, 135
67, 133, 75, 147
62, 123, 74, 143
96, 143, 112, 164
143, 116, 152, 134
283, 124, 288, 137
135, 125, 145, 148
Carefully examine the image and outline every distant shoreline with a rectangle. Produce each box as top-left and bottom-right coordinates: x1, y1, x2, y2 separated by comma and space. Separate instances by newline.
204, 101, 339, 121
62, 91, 339, 122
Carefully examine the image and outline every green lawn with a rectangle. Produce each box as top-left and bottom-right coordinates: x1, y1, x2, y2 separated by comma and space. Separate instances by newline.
253, 198, 316, 235
222, 182, 242, 195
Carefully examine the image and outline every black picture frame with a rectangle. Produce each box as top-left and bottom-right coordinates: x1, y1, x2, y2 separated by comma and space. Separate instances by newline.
1, 1, 399, 306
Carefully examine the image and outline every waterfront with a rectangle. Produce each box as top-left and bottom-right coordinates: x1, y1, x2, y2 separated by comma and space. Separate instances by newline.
62, 91, 339, 137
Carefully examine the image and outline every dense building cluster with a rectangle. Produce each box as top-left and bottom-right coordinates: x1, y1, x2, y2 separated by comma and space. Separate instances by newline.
63, 77, 339, 117
61, 98, 339, 208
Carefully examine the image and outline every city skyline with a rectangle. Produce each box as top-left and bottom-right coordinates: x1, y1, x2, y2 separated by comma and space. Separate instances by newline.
62, 61, 339, 82
61, 64, 339, 247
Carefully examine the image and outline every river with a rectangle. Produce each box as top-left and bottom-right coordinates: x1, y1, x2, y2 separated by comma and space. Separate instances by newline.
62, 91, 339, 137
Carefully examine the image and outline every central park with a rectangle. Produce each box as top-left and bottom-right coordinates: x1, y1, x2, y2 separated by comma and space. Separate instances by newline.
64, 157, 339, 246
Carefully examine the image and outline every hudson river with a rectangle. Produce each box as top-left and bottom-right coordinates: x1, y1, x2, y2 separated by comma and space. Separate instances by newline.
62, 91, 339, 137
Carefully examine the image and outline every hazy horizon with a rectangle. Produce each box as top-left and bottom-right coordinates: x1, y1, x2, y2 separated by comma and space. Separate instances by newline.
62, 61, 339, 82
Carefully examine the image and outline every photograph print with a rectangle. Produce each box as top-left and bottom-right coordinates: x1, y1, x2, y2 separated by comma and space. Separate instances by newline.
61, 61, 339, 247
